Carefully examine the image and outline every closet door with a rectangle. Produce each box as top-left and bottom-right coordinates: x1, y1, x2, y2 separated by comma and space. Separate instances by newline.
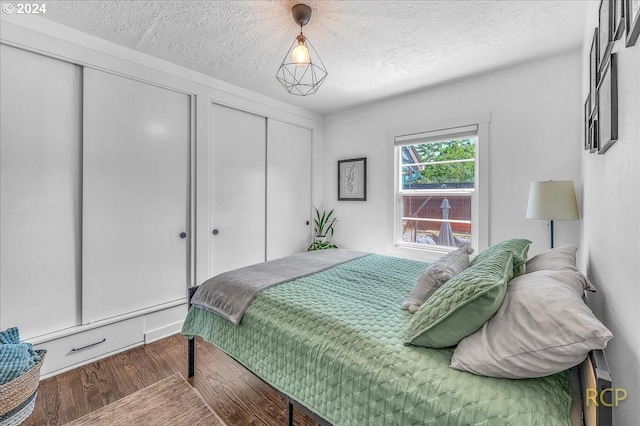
0, 45, 82, 339
83, 69, 190, 323
209, 103, 266, 276
266, 120, 312, 260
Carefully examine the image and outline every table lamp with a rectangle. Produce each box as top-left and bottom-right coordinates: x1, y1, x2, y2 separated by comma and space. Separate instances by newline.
526, 180, 580, 248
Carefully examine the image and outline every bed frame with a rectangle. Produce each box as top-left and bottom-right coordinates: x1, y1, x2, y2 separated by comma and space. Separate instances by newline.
577, 349, 613, 426
186, 286, 612, 426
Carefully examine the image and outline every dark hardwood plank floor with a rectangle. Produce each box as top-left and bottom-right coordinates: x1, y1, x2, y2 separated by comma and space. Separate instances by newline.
25, 335, 314, 426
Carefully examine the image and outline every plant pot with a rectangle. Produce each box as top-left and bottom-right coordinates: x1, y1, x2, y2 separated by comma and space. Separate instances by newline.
315, 236, 327, 243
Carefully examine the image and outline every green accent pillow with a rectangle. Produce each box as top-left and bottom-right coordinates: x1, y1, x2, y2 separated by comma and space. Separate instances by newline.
404, 250, 513, 348
471, 238, 531, 277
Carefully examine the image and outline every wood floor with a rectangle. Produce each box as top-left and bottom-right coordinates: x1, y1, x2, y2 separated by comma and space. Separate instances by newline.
25, 334, 314, 426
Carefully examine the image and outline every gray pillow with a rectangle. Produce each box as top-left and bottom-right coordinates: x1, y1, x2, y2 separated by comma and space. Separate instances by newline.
526, 245, 596, 291
450, 269, 612, 379
526, 245, 578, 272
403, 246, 473, 313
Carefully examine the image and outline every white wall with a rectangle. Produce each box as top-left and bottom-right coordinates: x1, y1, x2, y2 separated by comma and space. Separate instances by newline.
580, 3, 640, 424
323, 50, 583, 258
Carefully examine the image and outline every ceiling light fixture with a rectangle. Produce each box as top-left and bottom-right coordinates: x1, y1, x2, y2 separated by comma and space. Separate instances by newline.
276, 3, 327, 96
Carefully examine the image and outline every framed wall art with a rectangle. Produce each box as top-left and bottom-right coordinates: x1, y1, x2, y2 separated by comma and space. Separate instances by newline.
599, 0, 613, 71
627, 0, 640, 46
613, 0, 626, 40
590, 110, 599, 154
597, 53, 618, 154
338, 157, 367, 201
584, 95, 591, 151
589, 29, 599, 114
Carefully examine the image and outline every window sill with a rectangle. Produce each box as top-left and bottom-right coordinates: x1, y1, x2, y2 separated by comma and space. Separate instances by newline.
386, 244, 454, 262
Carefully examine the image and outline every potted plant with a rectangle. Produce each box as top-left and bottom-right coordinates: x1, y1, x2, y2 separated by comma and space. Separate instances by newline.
308, 207, 338, 251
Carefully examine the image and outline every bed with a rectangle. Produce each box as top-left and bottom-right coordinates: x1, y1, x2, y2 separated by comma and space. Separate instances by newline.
182, 247, 612, 426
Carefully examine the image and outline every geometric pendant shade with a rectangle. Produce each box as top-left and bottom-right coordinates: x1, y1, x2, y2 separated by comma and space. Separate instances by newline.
276, 36, 327, 96
275, 4, 327, 96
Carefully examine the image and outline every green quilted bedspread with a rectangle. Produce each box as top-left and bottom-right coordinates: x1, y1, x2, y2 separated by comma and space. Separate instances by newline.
182, 254, 572, 426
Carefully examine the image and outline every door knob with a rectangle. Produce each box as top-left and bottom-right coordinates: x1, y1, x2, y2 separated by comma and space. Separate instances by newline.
306, 221, 310, 225
212, 229, 219, 235
179, 232, 187, 239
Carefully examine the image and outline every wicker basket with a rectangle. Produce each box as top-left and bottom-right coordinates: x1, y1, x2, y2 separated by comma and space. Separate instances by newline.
0, 351, 45, 425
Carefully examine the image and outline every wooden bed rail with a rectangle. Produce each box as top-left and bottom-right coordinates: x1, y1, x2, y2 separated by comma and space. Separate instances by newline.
579, 349, 613, 426
578, 293, 613, 426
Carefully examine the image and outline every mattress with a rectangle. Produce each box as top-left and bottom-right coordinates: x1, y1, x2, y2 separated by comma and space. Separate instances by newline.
182, 254, 572, 425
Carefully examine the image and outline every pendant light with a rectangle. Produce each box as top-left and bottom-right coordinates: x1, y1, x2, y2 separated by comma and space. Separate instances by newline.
276, 4, 328, 96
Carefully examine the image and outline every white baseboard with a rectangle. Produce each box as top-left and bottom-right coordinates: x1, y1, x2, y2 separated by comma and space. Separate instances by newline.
144, 321, 184, 344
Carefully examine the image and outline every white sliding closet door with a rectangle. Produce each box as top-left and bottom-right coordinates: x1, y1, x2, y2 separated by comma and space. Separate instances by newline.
83, 69, 190, 323
209, 103, 266, 276
266, 120, 312, 260
0, 46, 82, 339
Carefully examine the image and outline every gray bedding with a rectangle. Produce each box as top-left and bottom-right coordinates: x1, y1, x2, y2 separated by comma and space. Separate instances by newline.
191, 249, 370, 324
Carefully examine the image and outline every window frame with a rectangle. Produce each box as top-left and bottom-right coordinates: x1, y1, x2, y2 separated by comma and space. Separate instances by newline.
387, 112, 490, 259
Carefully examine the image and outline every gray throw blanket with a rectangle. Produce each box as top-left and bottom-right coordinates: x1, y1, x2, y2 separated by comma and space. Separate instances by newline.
191, 249, 371, 325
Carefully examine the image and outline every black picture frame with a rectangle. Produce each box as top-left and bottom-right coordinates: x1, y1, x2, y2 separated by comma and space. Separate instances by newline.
627, 0, 640, 46
613, 0, 626, 40
590, 110, 599, 153
589, 29, 599, 114
599, 0, 613, 71
338, 157, 367, 201
597, 53, 618, 154
584, 95, 591, 151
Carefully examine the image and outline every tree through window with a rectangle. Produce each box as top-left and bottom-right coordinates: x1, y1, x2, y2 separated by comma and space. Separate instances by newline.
397, 132, 477, 249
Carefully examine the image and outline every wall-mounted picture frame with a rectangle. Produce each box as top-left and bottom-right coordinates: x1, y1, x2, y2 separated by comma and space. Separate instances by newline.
599, 0, 613, 71
589, 29, 599, 114
597, 53, 618, 154
627, 0, 640, 46
338, 157, 367, 201
584, 95, 591, 151
613, 0, 626, 40
590, 110, 599, 153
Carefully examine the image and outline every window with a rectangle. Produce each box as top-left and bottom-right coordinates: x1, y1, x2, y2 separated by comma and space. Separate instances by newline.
391, 115, 489, 254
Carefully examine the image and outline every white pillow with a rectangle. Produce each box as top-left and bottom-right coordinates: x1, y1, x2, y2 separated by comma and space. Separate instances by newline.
526, 245, 596, 291
450, 269, 612, 379
526, 245, 579, 273
403, 246, 473, 313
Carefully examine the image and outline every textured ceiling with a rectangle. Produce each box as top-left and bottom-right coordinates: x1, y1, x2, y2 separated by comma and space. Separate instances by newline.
35, 1, 590, 114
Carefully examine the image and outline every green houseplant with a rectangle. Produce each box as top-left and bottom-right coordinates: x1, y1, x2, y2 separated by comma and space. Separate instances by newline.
308, 207, 338, 250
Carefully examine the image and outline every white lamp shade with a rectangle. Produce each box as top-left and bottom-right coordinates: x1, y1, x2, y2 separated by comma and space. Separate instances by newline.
526, 181, 580, 221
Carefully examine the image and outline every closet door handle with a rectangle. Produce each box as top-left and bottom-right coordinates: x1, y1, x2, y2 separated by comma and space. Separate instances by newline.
179, 232, 187, 239
71, 338, 106, 352
212, 229, 219, 236
306, 221, 310, 225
